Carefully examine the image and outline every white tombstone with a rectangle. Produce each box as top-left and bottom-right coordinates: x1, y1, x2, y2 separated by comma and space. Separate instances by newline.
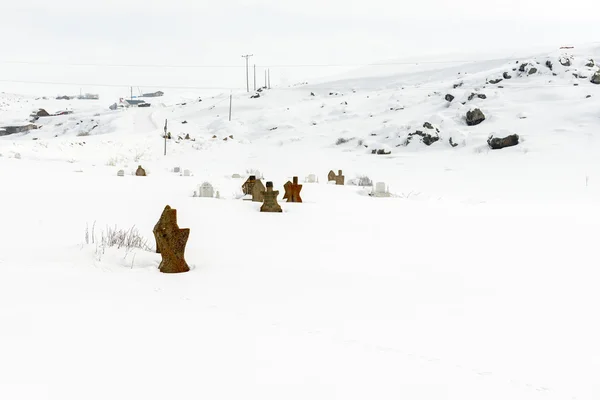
215, 191, 220, 199
198, 182, 214, 198
183, 169, 191, 177
305, 174, 317, 183
371, 182, 390, 197
117, 169, 125, 177
173, 167, 181, 173
232, 173, 241, 179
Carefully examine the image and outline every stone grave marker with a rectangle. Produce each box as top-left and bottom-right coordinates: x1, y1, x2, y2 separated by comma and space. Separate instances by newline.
198, 182, 214, 198
153, 205, 190, 274
117, 170, 125, 177
173, 167, 181, 173
328, 170, 344, 185
260, 182, 282, 213
252, 179, 266, 202
232, 174, 241, 179
242, 175, 257, 195
283, 176, 303, 203
215, 191, 220, 199
305, 174, 317, 183
183, 169, 191, 177
370, 182, 391, 197
135, 165, 147, 176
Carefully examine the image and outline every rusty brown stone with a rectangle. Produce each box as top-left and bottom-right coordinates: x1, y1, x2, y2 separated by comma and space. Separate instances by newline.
152, 205, 190, 274
328, 169, 344, 185
260, 182, 282, 212
136, 165, 146, 176
242, 175, 257, 195
283, 176, 303, 202
252, 179, 266, 202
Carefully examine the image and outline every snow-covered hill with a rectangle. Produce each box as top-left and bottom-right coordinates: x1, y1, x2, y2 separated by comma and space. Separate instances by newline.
1, 45, 599, 400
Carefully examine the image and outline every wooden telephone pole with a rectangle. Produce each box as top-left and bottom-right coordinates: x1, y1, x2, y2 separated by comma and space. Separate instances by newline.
241, 54, 253, 92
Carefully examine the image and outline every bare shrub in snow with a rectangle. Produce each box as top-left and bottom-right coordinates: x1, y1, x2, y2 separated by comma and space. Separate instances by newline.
348, 175, 373, 186
85, 222, 153, 261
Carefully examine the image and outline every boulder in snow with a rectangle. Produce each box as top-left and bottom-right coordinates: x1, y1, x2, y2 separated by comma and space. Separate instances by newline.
405, 122, 440, 146
468, 93, 487, 101
590, 71, 600, 85
585, 59, 595, 68
445, 94, 455, 102
487, 134, 519, 150
503, 72, 512, 79
466, 109, 485, 126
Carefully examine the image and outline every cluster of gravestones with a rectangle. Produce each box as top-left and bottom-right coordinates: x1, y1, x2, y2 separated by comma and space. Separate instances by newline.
148, 168, 390, 274
116, 165, 193, 177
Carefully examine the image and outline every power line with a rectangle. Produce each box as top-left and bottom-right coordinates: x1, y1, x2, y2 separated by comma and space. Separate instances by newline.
0, 57, 517, 69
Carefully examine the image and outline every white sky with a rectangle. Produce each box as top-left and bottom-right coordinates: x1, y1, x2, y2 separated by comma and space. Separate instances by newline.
1, 0, 598, 96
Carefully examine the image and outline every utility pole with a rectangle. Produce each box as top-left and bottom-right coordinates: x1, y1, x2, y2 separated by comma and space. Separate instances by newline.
241, 54, 253, 92
228, 93, 232, 121
268, 69, 271, 89
253, 64, 256, 91
264, 70, 267, 88
130, 86, 133, 100
164, 119, 168, 156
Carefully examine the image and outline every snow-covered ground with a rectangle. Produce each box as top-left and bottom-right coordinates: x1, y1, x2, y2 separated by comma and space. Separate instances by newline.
1, 45, 599, 400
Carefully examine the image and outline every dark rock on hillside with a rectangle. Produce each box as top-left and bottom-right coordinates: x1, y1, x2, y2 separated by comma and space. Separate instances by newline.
545, 60, 553, 70
559, 56, 571, 67
371, 148, 391, 155
250, 93, 260, 99
468, 93, 487, 101
406, 122, 440, 146
466, 109, 485, 126
503, 72, 512, 79
453, 82, 463, 89
586, 59, 595, 68
519, 63, 528, 72
488, 134, 519, 150
489, 78, 503, 84
449, 137, 459, 147
591, 71, 600, 85
528, 67, 538, 75
35, 109, 50, 117
445, 94, 455, 102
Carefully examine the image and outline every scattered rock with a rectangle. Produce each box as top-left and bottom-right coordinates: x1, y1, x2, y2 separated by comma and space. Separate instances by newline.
466, 108, 486, 126
453, 82, 463, 89
185, 133, 190, 140
449, 137, 459, 148
269, 127, 278, 131
182, 120, 188, 124
559, 56, 571, 67
488, 134, 519, 150
229, 135, 234, 139
35, 109, 50, 117
519, 63, 528, 72
423, 122, 434, 130
445, 94, 455, 102
591, 71, 600, 84
545, 60, 553, 70
468, 93, 487, 101
212, 135, 217, 139
250, 93, 260, 99
528, 67, 538, 75
372, 149, 391, 155
310, 92, 315, 96
586, 95, 592, 98
489, 78, 503, 84
585, 59, 595, 68
406, 122, 440, 146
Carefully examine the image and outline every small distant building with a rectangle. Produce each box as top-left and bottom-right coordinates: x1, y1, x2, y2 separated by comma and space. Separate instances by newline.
121, 99, 147, 107
1, 124, 38, 135
142, 91, 164, 98
78, 93, 100, 100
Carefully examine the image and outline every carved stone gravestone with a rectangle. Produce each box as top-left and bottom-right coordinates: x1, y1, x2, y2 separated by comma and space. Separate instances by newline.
283, 176, 303, 203
328, 170, 344, 185
117, 170, 124, 177
183, 169, 191, 177
198, 182, 214, 198
260, 182, 282, 213
152, 205, 190, 274
252, 179, 266, 202
232, 174, 241, 179
173, 167, 181, 173
136, 165, 146, 176
305, 174, 317, 183
215, 191, 220, 199
242, 175, 257, 195
370, 182, 391, 197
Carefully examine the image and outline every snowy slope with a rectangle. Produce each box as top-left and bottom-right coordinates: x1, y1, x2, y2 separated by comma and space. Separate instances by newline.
1, 45, 599, 400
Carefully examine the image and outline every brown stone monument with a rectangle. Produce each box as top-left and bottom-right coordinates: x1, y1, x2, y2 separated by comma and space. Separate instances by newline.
328, 170, 344, 185
260, 182, 282, 213
283, 176, 303, 203
252, 179, 266, 202
136, 165, 147, 176
242, 175, 257, 195
152, 205, 190, 274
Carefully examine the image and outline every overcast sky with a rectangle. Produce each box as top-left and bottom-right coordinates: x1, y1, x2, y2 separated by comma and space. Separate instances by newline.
1, 0, 598, 96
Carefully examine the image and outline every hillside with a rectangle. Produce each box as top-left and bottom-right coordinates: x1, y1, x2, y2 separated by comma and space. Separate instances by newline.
0, 46, 599, 400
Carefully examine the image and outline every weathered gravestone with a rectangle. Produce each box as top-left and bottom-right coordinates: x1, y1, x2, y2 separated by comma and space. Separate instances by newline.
328, 170, 345, 185
152, 205, 190, 274
305, 174, 317, 183
183, 169, 191, 177
173, 167, 181, 173
252, 179, 266, 202
260, 182, 282, 213
232, 173, 242, 179
242, 175, 257, 195
117, 170, 125, 177
198, 182, 214, 198
135, 165, 146, 176
283, 176, 303, 203
370, 182, 391, 197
